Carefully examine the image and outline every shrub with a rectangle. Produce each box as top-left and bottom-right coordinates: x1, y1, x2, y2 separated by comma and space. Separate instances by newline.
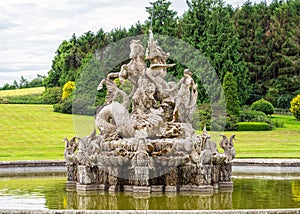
237, 122, 270, 131
53, 103, 62, 113
290, 95, 300, 120
3, 95, 43, 104
0, 98, 8, 104
61, 97, 73, 114
240, 109, 270, 123
62, 81, 75, 100
197, 104, 212, 130
53, 97, 73, 114
42, 87, 62, 104
251, 98, 274, 115
272, 119, 284, 128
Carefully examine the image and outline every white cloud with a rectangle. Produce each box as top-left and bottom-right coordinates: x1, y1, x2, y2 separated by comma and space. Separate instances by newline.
0, 0, 271, 87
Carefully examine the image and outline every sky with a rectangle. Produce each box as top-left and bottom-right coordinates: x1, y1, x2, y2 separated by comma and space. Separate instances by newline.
0, 0, 271, 87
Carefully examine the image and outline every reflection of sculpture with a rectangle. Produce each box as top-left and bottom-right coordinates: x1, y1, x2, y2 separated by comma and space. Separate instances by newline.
64, 30, 235, 193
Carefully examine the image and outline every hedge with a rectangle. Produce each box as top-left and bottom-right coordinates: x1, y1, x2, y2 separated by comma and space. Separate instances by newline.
237, 122, 270, 131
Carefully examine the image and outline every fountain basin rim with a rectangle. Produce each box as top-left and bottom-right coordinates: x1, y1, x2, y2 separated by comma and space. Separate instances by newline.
0, 208, 300, 214
1, 159, 300, 168
1, 159, 300, 177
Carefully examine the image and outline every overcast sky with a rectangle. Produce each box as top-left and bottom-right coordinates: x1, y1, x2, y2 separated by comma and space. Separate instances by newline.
0, 0, 271, 87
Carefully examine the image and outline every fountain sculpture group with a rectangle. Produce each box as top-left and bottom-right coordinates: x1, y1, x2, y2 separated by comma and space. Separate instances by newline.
64, 31, 236, 193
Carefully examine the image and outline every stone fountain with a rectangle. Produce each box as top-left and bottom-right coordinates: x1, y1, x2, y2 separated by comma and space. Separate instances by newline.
63, 30, 236, 193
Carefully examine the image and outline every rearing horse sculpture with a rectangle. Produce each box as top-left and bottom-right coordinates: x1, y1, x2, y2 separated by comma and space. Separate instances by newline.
97, 40, 146, 97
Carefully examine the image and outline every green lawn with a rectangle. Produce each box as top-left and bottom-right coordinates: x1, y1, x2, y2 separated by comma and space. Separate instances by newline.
222, 115, 300, 158
0, 104, 299, 161
0, 104, 92, 161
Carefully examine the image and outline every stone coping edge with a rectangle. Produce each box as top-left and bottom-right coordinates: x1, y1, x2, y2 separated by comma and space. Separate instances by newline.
0, 160, 66, 168
232, 158, 300, 167
0, 209, 300, 214
1, 159, 300, 168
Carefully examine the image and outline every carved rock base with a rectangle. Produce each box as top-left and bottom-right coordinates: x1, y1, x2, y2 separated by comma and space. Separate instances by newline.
78, 165, 92, 184
133, 186, 151, 193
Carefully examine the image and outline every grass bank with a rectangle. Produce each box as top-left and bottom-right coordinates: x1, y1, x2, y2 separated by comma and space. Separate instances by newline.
0, 104, 299, 161
0, 87, 44, 97
0, 104, 77, 161
0, 87, 45, 104
223, 115, 300, 158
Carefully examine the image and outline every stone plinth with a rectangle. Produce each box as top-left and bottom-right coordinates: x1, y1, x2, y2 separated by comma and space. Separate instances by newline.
180, 185, 191, 191
66, 181, 77, 188
76, 183, 99, 192
98, 184, 106, 191
133, 186, 151, 193
191, 185, 213, 192
108, 185, 117, 192
165, 185, 177, 192
219, 181, 234, 189
151, 185, 164, 192
123, 185, 133, 192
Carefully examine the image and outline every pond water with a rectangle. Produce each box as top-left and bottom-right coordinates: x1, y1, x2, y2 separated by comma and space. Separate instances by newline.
0, 172, 300, 210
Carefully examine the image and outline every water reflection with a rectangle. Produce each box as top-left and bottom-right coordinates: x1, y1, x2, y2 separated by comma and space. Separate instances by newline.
64, 190, 233, 210
0, 175, 300, 210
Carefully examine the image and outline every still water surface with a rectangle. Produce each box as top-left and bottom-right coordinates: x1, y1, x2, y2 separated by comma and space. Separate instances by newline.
0, 173, 300, 210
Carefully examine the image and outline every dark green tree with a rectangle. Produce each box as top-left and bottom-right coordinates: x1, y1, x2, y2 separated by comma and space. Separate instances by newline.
145, 0, 178, 36
181, 0, 250, 104
223, 72, 240, 117
233, 0, 300, 106
19, 76, 29, 88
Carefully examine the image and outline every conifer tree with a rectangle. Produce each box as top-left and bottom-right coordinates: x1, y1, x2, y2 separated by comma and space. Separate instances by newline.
145, 0, 178, 36
223, 72, 240, 117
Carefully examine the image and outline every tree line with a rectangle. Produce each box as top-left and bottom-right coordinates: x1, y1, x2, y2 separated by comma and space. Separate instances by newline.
8, 0, 300, 109
0, 75, 44, 90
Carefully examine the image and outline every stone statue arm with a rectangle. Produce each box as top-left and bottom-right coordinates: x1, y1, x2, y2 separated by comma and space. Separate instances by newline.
187, 83, 198, 109
165, 78, 183, 94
